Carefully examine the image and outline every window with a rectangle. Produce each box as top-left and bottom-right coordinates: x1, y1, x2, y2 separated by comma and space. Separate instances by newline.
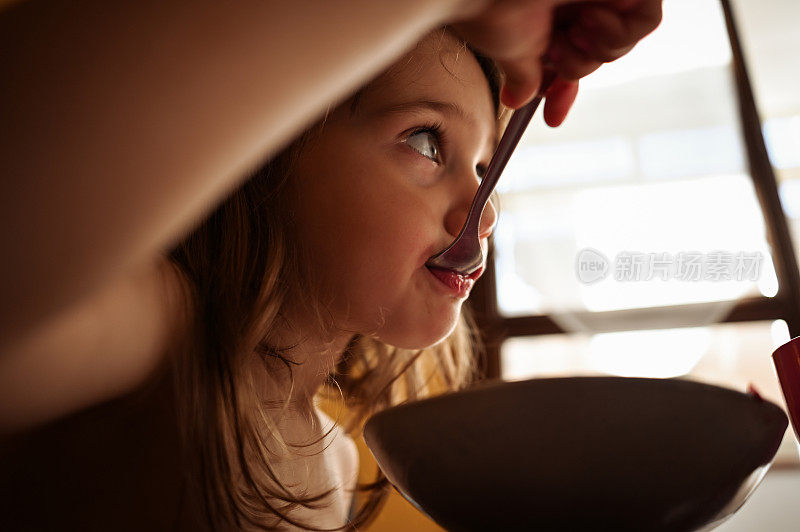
471, 0, 800, 466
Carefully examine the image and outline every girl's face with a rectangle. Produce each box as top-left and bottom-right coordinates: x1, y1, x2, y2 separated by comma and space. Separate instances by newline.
290, 31, 498, 349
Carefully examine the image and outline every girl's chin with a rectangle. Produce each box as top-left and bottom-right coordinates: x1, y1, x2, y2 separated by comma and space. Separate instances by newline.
375, 311, 461, 350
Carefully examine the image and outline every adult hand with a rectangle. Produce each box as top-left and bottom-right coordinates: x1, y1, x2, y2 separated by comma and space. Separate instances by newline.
451, 0, 663, 126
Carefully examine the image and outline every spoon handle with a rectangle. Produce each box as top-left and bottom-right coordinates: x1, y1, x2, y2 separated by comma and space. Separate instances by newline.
466, 70, 557, 231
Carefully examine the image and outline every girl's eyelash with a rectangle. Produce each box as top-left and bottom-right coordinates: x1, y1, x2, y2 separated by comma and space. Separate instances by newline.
408, 121, 445, 147
404, 121, 446, 166
410, 121, 443, 136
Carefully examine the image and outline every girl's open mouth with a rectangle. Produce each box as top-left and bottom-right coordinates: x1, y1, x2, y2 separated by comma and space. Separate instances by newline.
426, 266, 483, 297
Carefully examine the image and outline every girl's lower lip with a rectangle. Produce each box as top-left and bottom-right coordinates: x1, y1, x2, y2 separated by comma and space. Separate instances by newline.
426, 266, 477, 297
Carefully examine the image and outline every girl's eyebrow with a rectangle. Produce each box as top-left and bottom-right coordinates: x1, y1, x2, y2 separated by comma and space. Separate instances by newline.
377, 99, 472, 123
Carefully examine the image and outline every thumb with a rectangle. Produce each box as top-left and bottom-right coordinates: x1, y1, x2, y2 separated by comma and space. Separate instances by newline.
498, 56, 543, 109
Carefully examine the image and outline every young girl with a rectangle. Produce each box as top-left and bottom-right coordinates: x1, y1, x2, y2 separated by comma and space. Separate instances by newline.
165, 29, 503, 530
0, 1, 661, 530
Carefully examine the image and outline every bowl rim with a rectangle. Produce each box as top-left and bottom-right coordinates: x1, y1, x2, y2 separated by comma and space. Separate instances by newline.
364, 375, 787, 435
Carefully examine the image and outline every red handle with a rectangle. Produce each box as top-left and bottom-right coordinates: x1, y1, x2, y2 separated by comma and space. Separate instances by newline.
773, 337, 800, 441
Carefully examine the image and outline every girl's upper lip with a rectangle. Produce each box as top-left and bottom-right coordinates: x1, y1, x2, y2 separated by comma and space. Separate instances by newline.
425, 263, 485, 281
424, 243, 486, 279
466, 266, 484, 280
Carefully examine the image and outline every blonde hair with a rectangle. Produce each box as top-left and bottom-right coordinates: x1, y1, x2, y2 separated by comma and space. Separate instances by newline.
165, 31, 500, 531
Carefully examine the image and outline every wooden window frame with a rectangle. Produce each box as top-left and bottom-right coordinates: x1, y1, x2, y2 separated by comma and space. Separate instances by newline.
469, 0, 800, 380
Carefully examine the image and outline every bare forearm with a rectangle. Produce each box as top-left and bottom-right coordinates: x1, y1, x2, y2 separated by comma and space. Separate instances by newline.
0, 0, 469, 348
0, 256, 184, 432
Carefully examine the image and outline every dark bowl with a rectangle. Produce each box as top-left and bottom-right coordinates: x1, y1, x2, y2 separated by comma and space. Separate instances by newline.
364, 376, 788, 532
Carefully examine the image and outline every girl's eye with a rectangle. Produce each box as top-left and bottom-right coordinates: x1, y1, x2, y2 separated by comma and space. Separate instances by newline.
405, 130, 441, 164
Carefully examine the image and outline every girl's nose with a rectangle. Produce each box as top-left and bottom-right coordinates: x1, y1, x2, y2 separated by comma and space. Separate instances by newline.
443, 176, 498, 241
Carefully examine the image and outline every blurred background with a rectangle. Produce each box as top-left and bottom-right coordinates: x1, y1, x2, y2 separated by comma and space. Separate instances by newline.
492, 0, 799, 466
363, 0, 800, 529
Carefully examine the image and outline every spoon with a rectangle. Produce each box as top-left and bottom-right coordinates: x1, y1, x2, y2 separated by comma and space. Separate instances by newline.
426, 70, 557, 275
